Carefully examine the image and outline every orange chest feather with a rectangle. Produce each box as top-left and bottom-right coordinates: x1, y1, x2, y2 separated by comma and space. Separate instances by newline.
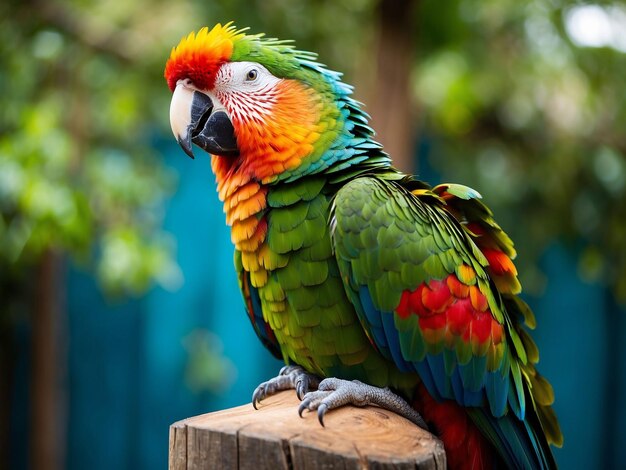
210, 80, 324, 256
211, 176, 272, 288
211, 170, 268, 253
214, 79, 323, 189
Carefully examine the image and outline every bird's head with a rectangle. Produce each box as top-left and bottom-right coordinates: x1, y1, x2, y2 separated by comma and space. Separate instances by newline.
165, 23, 348, 185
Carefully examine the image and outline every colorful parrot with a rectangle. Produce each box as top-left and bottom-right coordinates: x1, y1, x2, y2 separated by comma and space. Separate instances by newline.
165, 24, 563, 469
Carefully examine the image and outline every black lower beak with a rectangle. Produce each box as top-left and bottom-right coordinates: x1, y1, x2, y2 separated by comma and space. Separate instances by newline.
179, 91, 239, 159
192, 110, 239, 158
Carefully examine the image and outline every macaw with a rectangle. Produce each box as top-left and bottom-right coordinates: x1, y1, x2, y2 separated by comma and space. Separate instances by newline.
165, 24, 562, 469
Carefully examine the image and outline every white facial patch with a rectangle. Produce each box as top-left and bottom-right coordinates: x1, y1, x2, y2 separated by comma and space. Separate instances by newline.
212, 62, 282, 124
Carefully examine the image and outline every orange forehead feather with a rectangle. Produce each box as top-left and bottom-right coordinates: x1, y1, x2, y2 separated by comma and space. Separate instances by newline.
164, 23, 245, 92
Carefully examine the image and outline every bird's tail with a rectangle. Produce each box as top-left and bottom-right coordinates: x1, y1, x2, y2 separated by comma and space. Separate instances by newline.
414, 383, 497, 470
414, 382, 559, 470
467, 400, 558, 470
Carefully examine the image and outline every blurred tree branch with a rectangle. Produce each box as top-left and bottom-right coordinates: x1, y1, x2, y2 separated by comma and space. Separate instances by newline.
31, 250, 66, 470
367, 0, 418, 173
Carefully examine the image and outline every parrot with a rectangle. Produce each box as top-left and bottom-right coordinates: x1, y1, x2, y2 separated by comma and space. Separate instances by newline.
165, 24, 563, 469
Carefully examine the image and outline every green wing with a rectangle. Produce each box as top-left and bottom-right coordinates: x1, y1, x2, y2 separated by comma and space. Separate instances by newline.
330, 175, 562, 466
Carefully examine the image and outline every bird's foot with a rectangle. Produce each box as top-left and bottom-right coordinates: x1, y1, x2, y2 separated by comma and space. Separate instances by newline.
252, 365, 321, 409
298, 377, 429, 431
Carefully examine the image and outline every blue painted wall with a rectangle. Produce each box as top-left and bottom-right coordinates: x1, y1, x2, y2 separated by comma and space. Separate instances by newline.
528, 244, 625, 469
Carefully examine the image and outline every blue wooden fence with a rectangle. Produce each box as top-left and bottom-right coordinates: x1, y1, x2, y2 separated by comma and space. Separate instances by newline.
10, 140, 626, 468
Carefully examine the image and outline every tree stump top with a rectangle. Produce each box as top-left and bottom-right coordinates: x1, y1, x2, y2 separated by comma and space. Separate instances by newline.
169, 390, 446, 469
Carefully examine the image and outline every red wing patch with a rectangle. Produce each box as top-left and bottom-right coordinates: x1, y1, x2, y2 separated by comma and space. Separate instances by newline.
396, 270, 504, 351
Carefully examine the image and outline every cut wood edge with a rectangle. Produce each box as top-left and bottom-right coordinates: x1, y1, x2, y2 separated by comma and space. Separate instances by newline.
168, 419, 187, 470
168, 391, 446, 469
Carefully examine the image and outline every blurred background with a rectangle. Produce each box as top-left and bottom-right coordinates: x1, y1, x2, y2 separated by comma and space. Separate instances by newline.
1, 0, 625, 468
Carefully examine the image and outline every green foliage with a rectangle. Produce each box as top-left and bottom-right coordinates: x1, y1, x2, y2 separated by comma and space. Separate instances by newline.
0, 0, 191, 295
413, 0, 626, 299
3, 0, 622, 303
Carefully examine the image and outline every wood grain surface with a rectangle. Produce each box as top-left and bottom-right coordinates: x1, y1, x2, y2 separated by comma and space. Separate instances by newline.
169, 390, 446, 469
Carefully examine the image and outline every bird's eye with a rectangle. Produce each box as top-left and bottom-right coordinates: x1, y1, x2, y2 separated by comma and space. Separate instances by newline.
246, 69, 258, 81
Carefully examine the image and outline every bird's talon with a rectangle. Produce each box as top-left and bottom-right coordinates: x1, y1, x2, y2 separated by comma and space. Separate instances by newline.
298, 402, 307, 418
296, 376, 310, 400
252, 366, 322, 408
252, 383, 269, 409
317, 403, 327, 427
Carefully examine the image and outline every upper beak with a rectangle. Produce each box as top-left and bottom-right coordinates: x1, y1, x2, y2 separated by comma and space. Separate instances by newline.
169, 83, 239, 159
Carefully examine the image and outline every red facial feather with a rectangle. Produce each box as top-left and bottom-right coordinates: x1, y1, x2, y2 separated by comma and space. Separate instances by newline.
164, 25, 242, 91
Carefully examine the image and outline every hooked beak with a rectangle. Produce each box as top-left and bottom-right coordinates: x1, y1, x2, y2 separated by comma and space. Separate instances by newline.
169, 83, 239, 159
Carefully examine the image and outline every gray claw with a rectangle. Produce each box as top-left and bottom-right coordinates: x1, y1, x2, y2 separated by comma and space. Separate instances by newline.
317, 403, 328, 427
252, 385, 267, 410
296, 373, 316, 400
298, 401, 307, 418
252, 365, 321, 408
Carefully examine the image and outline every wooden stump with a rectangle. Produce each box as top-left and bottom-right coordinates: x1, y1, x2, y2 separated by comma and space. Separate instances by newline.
169, 390, 446, 469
